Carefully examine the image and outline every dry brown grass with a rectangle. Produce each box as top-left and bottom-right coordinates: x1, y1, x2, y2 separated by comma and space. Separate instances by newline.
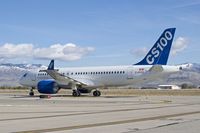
0, 87, 200, 96
100, 88, 200, 96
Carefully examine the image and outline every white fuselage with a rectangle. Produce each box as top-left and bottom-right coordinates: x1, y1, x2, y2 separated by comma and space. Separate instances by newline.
19, 65, 180, 89
19, 28, 179, 90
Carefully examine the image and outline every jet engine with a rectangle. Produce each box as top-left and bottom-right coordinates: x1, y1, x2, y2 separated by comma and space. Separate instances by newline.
37, 79, 59, 94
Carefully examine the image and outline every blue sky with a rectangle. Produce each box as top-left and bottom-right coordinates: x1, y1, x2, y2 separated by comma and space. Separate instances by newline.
0, 0, 200, 67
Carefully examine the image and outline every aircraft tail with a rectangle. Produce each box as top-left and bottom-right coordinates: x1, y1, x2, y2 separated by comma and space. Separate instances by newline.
48, 60, 54, 70
135, 28, 176, 65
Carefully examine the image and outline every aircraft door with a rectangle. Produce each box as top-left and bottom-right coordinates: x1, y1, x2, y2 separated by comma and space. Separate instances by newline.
127, 67, 134, 79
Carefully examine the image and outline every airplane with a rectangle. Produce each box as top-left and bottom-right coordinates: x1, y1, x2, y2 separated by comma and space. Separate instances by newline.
19, 28, 181, 97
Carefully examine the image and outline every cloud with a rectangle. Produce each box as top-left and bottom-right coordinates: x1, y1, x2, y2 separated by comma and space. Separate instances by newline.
131, 36, 188, 57
0, 43, 95, 61
0, 43, 33, 58
130, 47, 148, 57
171, 37, 188, 55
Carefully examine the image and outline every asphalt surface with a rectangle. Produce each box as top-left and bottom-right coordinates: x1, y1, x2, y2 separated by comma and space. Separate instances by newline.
0, 93, 200, 133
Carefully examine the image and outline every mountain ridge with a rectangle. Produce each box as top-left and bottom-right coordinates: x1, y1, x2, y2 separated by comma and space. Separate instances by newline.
0, 62, 200, 87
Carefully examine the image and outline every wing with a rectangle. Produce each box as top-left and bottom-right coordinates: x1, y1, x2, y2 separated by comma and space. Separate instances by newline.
40, 69, 87, 86
40, 60, 92, 87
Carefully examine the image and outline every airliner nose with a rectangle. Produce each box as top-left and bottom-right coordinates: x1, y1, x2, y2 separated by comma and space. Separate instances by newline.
19, 76, 25, 85
19, 73, 28, 86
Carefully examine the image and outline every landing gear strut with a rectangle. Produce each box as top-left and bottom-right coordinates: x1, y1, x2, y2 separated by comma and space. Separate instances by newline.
72, 90, 81, 97
93, 90, 101, 97
29, 87, 34, 96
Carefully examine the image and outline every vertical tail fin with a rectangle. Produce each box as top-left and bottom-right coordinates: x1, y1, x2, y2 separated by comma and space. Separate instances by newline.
48, 60, 54, 70
135, 28, 176, 65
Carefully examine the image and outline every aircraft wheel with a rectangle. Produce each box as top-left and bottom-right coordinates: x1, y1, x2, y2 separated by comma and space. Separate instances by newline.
72, 90, 81, 97
29, 91, 34, 96
93, 90, 101, 97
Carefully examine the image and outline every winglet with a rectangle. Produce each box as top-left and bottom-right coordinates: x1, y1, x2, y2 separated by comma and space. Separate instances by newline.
135, 28, 176, 65
47, 60, 54, 70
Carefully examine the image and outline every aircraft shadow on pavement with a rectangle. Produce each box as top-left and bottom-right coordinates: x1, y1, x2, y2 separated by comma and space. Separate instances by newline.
11, 94, 95, 99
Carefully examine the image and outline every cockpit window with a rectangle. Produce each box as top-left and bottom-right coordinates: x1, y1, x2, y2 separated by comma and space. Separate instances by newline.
23, 73, 28, 77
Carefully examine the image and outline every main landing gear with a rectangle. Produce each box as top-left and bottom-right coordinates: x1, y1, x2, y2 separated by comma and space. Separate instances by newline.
93, 90, 101, 97
72, 89, 101, 97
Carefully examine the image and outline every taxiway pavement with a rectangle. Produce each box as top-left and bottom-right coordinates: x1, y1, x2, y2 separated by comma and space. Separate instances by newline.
0, 93, 200, 133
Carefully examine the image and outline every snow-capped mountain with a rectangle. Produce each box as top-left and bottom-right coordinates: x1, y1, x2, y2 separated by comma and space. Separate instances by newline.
0, 63, 46, 86
0, 62, 200, 87
166, 63, 200, 86
135, 63, 200, 87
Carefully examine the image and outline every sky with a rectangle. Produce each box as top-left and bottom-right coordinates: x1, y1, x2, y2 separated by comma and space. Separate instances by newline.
0, 0, 200, 67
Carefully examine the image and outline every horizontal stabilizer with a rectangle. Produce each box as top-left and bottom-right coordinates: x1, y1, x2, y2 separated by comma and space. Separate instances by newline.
148, 65, 163, 72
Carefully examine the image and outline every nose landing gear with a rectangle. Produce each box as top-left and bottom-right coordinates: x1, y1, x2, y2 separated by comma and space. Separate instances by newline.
29, 87, 35, 96
72, 90, 81, 97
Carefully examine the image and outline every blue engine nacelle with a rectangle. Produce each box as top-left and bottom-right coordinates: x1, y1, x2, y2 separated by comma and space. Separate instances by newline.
37, 79, 59, 94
